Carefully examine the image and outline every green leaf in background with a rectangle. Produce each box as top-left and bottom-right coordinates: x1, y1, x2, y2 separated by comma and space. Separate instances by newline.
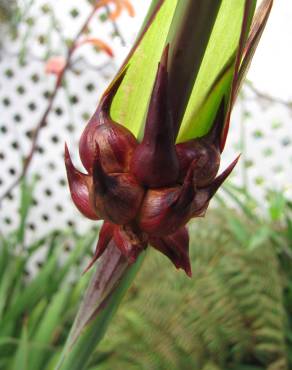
0, 221, 99, 370
17, 178, 37, 245
109, 0, 258, 143
268, 191, 286, 221
111, 0, 177, 138
29, 287, 71, 370
97, 214, 287, 370
28, 299, 48, 336
11, 321, 28, 370
0, 257, 22, 322
177, 0, 256, 142
0, 252, 59, 337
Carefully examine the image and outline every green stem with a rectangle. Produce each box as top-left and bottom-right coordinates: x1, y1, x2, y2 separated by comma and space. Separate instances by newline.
55, 244, 146, 370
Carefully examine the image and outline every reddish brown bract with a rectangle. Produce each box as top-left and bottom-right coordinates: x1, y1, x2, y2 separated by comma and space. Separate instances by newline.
65, 49, 238, 277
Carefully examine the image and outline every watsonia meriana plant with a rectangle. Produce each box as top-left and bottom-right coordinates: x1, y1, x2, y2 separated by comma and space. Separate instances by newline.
60, 0, 273, 369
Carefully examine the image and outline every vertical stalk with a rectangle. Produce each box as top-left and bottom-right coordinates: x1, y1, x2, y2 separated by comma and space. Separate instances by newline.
56, 243, 145, 370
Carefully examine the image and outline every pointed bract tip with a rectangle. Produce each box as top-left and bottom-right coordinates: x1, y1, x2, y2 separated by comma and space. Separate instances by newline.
64, 143, 75, 180
159, 44, 170, 69
184, 263, 192, 278
83, 222, 114, 274
130, 43, 179, 188
104, 67, 128, 99
64, 143, 99, 220
64, 142, 71, 166
64, 143, 74, 180
82, 261, 93, 275
97, 67, 128, 121
154, 44, 170, 94
207, 154, 240, 198
150, 226, 191, 277
205, 98, 226, 148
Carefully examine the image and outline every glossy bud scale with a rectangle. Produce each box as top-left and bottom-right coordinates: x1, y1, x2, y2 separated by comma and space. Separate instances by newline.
79, 71, 138, 175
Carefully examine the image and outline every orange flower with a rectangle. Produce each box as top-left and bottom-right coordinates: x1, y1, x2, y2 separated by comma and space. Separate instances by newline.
75, 37, 114, 57
96, 0, 135, 20
45, 38, 113, 77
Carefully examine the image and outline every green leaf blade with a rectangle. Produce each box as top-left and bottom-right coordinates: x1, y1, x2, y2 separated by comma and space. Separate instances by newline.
177, 0, 257, 142
111, 0, 177, 139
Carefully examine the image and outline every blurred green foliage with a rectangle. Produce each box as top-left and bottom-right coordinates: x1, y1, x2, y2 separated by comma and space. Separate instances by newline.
0, 179, 291, 370
0, 179, 98, 370
97, 185, 292, 370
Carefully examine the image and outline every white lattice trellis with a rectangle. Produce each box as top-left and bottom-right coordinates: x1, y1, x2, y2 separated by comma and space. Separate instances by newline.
0, 0, 291, 243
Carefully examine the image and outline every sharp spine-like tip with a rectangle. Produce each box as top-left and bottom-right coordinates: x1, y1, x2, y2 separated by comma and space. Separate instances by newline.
97, 68, 128, 124
206, 154, 240, 199
204, 98, 226, 149
130, 45, 179, 188
150, 226, 192, 277
160, 43, 170, 69
144, 44, 171, 138
64, 142, 73, 168
190, 155, 240, 218
64, 143, 99, 220
83, 222, 115, 274
185, 266, 192, 278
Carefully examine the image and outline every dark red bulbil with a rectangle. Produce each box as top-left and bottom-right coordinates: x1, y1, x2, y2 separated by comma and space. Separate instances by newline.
65, 48, 239, 277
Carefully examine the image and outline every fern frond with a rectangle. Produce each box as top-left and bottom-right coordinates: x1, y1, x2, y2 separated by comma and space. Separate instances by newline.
98, 210, 287, 370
